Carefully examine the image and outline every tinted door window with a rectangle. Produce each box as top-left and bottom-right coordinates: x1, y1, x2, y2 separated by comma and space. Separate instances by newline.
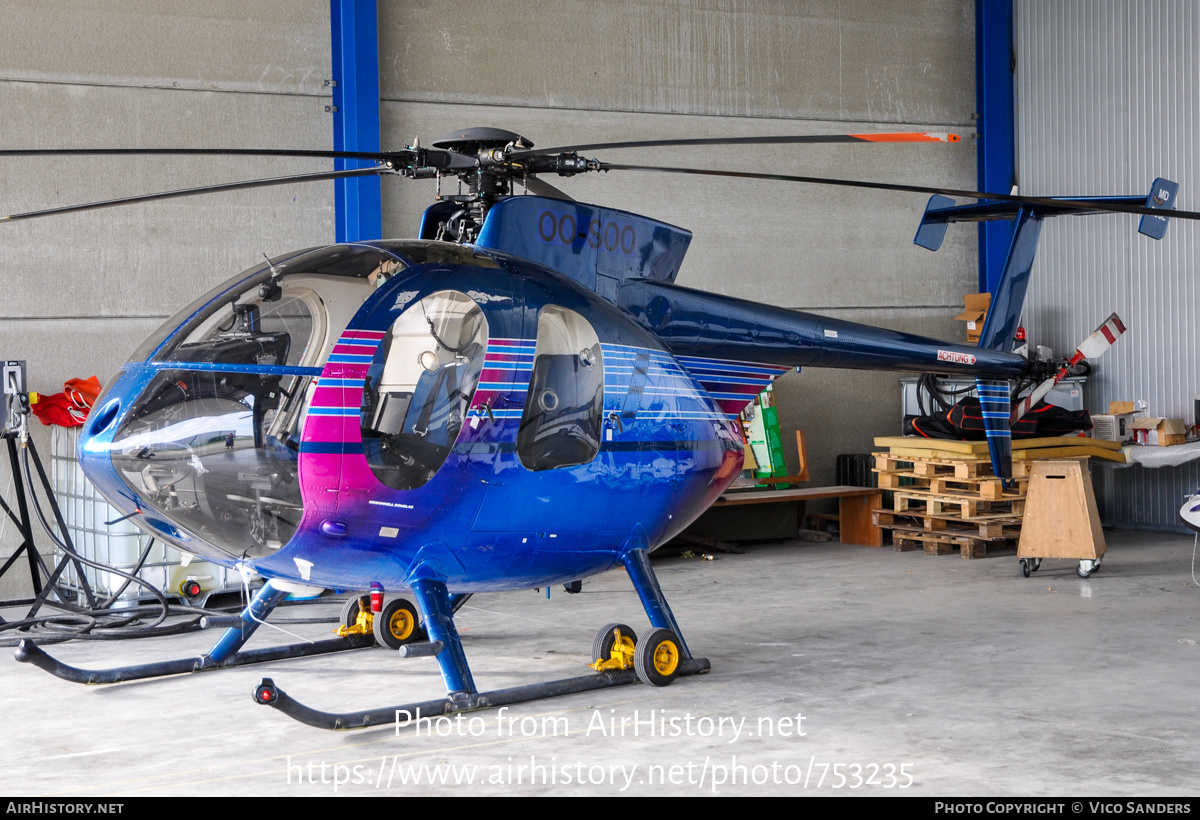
360, 290, 488, 490
517, 306, 604, 471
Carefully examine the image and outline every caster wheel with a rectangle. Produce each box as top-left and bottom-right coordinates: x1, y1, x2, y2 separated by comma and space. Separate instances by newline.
592, 623, 637, 665
373, 598, 422, 649
1020, 560, 1030, 578
1031, 559, 1042, 573
634, 627, 682, 687
340, 594, 372, 630
1077, 560, 1094, 579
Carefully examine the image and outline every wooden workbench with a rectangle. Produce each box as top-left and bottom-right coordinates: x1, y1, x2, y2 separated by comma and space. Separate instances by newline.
712, 485, 883, 547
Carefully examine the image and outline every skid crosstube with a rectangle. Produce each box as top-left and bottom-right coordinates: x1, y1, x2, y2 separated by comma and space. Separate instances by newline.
253, 657, 711, 731
15, 634, 375, 685
254, 544, 710, 730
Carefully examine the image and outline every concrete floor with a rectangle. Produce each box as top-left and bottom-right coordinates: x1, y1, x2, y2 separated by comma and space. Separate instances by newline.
1, 529, 1198, 797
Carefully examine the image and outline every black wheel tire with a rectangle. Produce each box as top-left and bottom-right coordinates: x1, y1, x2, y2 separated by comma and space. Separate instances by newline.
373, 598, 422, 649
1077, 563, 1092, 579
592, 623, 637, 665
340, 595, 372, 630
1031, 559, 1041, 573
1020, 560, 1030, 578
634, 627, 682, 687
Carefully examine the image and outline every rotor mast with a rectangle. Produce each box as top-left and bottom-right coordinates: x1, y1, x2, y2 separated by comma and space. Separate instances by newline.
427, 127, 598, 242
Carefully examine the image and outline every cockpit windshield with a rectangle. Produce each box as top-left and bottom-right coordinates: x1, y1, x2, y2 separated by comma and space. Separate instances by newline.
108, 245, 402, 558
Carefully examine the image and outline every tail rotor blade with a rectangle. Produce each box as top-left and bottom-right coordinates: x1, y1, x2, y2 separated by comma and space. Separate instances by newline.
1076, 313, 1127, 360
1011, 313, 1127, 423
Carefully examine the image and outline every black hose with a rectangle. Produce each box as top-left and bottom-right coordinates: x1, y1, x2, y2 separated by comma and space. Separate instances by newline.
2, 436, 339, 647
916, 373, 976, 416
21, 443, 172, 623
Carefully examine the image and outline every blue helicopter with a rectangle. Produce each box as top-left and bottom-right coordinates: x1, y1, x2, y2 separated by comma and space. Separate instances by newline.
4, 127, 1187, 730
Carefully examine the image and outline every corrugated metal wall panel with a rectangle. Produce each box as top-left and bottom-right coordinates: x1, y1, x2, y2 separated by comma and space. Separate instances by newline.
1016, 0, 1200, 529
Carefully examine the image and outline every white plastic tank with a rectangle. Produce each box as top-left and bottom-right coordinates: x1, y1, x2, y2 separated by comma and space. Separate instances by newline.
50, 426, 238, 605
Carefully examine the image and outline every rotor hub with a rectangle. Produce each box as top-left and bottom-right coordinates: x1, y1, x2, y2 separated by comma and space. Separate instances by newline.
432, 127, 531, 155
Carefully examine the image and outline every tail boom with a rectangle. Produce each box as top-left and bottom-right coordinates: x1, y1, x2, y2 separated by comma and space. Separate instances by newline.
618, 280, 1028, 380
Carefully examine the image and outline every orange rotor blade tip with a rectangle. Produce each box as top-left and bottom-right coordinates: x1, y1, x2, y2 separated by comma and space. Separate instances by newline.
853, 132, 961, 143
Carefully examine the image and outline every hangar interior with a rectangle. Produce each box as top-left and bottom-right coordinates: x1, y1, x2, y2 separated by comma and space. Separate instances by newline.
0, 0, 1197, 797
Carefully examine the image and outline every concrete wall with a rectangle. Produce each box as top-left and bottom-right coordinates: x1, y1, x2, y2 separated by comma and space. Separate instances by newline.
378, 0, 979, 495
0, 0, 979, 598
0, 1, 334, 599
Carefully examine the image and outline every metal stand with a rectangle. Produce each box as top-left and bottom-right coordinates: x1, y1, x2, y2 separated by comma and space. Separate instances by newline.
0, 434, 97, 616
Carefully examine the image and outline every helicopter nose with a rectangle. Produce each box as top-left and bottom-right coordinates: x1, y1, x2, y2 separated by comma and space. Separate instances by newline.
77, 358, 309, 563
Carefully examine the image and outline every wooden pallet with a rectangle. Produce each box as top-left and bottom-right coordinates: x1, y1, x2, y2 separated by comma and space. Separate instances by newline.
873, 452, 1032, 480
891, 489, 1026, 519
888, 525, 1017, 559
874, 453, 989, 478
873, 509, 1023, 538
874, 468, 1028, 499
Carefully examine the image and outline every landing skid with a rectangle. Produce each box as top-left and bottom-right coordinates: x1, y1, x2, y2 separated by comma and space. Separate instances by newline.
15, 634, 374, 684
254, 658, 711, 731
13, 580, 373, 684
258, 544, 712, 731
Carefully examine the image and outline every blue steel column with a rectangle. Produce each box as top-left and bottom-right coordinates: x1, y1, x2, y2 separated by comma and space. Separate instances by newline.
975, 0, 1016, 295
331, 0, 382, 242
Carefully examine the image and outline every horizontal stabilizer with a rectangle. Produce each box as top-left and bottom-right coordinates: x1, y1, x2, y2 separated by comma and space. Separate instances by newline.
913, 177, 1180, 240
913, 195, 956, 250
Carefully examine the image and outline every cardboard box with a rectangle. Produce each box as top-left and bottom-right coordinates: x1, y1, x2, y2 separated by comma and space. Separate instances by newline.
955, 293, 992, 344
1131, 417, 1187, 447
1092, 413, 1135, 443
1108, 401, 1138, 415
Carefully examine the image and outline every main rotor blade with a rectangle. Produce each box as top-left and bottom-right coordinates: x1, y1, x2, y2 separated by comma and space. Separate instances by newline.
602, 163, 1200, 222
0, 146, 477, 170
517, 132, 960, 157
0, 147, 396, 161
524, 175, 574, 202
0, 165, 391, 223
